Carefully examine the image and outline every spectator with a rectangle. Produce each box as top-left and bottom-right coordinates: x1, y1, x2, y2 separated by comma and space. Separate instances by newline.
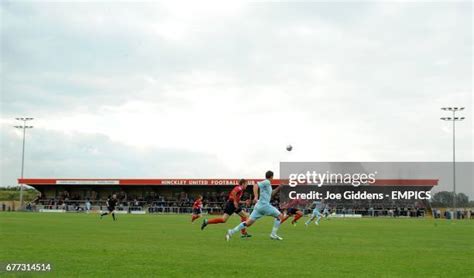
85, 198, 91, 213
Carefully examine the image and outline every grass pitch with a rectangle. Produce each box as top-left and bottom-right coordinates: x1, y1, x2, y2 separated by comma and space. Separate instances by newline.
0, 213, 473, 277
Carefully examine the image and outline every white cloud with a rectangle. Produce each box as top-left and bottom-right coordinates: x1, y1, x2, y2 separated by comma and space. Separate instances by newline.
0, 1, 472, 196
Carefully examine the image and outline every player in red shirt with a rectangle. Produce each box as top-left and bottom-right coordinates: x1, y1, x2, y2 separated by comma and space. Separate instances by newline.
280, 198, 304, 225
201, 179, 251, 238
191, 195, 203, 222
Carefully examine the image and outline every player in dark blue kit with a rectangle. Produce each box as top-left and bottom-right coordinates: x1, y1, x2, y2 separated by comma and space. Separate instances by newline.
100, 194, 118, 221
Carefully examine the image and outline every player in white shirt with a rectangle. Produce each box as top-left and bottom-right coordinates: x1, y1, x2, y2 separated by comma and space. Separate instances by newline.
305, 200, 323, 226
226, 170, 284, 241
322, 204, 330, 219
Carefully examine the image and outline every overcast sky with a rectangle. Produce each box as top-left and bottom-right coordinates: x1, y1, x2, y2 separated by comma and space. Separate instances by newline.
1, 1, 472, 195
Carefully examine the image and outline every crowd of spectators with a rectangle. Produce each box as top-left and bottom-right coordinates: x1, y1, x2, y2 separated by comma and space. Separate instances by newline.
32, 190, 232, 211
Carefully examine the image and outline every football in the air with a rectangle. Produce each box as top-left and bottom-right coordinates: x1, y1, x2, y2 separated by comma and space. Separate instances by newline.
286, 145, 293, 151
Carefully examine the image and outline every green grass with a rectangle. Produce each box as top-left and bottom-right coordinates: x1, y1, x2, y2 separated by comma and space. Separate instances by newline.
0, 213, 473, 278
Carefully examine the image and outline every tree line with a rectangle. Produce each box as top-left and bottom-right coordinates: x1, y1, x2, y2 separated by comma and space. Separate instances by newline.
430, 191, 474, 208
